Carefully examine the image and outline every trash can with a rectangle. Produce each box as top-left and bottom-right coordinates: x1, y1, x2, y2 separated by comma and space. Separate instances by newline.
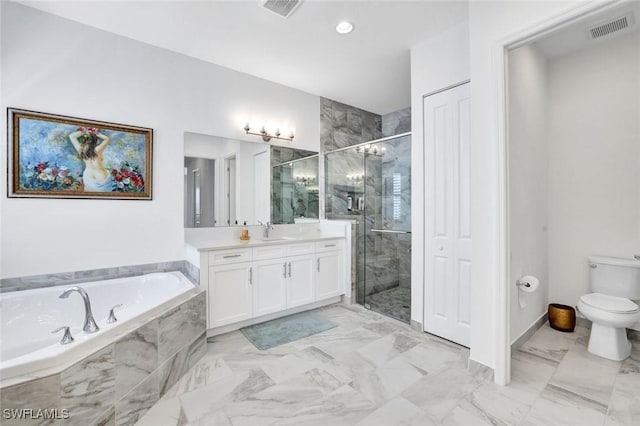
548, 303, 576, 332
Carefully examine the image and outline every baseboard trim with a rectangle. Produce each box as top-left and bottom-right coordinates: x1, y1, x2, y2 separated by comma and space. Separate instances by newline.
468, 358, 494, 382
410, 319, 423, 332
511, 312, 547, 351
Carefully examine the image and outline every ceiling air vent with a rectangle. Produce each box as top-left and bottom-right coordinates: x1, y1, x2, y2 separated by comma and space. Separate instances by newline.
587, 12, 635, 39
260, 0, 302, 19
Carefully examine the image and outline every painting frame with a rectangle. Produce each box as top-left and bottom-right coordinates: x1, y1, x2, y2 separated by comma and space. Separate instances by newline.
7, 108, 153, 200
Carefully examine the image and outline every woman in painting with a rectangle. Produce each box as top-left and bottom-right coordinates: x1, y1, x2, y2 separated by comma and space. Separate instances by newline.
68, 127, 112, 192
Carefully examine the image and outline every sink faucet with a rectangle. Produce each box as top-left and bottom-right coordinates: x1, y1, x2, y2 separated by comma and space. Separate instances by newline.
59, 287, 100, 333
257, 220, 274, 238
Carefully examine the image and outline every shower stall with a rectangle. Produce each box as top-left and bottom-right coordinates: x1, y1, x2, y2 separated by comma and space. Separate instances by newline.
325, 133, 411, 322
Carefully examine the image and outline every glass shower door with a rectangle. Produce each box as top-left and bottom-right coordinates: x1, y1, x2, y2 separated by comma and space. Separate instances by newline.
363, 135, 412, 322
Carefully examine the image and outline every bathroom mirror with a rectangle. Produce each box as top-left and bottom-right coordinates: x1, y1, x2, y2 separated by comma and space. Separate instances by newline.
184, 132, 318, 227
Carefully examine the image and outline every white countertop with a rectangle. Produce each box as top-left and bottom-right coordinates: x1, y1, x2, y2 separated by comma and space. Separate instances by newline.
185, 234, 345, 252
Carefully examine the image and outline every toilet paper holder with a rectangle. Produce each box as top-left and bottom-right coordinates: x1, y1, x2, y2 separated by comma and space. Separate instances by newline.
516, 279, 532, 288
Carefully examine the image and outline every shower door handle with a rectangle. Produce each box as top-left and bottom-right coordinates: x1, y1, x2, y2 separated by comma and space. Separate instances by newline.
370, 229, 411, 234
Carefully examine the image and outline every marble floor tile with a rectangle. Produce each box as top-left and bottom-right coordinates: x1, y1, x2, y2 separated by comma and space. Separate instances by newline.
401, 367, 481, 421
137, 303, 640, 426
549, 345, 620, 407
605, 356, 640, 425
519, 323, 579, 363
355, 396, 422, 426
356, 331, 419, 367
522, 384, 607, 426
455, 383, 532, 425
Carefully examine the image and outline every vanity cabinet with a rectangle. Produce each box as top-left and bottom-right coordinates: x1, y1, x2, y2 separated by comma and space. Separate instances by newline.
315, 249, 344, 300
252, 258, 287, 317
286, 254, 316, 308
209, 262, 253, 327
204, 238, 344, 331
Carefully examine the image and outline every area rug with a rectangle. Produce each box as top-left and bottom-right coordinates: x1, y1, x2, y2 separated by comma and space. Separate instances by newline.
240, 311, 337, 350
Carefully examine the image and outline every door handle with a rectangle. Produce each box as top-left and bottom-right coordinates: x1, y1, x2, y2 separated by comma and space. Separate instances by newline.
288, 262, 292, 277
249, 267, 253, 284
283, 262, 287, 278
317, 258, 320, 272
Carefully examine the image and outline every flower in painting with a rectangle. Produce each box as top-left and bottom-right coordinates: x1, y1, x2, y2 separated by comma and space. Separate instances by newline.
26, 161, 82, 190
110, 161, 144, 192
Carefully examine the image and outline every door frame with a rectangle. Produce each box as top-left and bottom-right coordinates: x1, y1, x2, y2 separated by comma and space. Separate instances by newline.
493, 0, 624, 385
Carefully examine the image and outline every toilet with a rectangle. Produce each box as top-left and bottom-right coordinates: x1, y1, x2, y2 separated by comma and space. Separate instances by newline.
577, 256, 640, 361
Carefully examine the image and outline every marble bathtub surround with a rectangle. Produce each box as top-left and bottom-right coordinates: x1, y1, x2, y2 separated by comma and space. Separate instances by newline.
0, 260, 199, 293
137, 303, 640, 426
0, 292, 206, 426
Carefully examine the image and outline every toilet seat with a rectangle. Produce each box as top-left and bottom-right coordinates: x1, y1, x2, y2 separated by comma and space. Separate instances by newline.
579, 292, 639, 314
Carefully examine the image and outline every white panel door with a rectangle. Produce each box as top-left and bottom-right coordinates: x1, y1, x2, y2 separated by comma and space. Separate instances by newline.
423, 83, 471, 347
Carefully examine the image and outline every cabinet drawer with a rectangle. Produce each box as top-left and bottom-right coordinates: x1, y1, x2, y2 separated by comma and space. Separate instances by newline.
252, 245, 286, 260
286, 242, 314, 256
315, 239, 343, 252
208, 248, 252, 265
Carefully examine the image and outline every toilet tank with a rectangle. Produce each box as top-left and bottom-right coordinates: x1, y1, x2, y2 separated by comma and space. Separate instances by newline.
588, 256, 640, 299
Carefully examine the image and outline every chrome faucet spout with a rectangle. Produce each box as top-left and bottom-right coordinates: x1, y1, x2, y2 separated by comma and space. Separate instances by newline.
59, 286, 100, 333
257, 220, 274, 238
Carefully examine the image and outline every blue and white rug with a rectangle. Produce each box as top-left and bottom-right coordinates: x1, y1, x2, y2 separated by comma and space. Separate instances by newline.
240, 311, 337, 350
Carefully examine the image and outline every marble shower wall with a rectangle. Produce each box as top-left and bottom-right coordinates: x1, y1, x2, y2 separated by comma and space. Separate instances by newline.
381, 107, 411, 137
0, 292, 206, 426
320, 97, 382, 152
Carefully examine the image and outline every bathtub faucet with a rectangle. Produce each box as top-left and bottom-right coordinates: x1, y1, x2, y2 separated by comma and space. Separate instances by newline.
59, 287, 100, 333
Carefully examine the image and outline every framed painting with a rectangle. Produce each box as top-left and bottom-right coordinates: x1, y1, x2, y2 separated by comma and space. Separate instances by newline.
7, 108, 153, 199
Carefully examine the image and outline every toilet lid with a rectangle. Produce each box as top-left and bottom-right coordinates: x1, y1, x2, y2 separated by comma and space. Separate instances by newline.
580, 293, 639, 313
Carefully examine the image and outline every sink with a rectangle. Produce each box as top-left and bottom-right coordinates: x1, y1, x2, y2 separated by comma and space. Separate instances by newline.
256, 237, 294, 242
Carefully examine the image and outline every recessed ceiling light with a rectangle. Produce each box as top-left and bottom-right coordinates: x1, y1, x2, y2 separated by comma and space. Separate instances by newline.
336, 21, 354, 35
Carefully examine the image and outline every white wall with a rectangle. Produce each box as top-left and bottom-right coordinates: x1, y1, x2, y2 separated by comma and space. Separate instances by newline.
410, 21, 470, 327
469, 0, 597, 377
0, 3, 319, 278
547, 32, 640, 308
507, 43, 549, 343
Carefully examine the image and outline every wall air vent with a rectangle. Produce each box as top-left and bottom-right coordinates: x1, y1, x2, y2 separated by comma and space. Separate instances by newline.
587, 12, 635, 40
260, 0, 302, 19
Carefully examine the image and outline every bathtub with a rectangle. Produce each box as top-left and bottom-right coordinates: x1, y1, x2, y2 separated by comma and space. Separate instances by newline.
0, 271, 201, 388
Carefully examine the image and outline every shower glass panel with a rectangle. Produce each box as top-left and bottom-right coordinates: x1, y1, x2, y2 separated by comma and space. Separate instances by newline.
325, 133, 411, 323
363, 135, 411, 322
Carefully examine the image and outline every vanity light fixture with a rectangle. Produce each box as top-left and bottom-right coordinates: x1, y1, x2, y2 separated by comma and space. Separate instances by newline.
244, 123, 294, 142
336, 21, 354, 34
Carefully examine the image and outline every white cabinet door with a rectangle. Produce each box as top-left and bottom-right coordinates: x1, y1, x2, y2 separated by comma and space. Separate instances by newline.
423, 82, 471, 347
253, 259, 287, 317
209, 263, 252, 327
315, 251, 343, 300
287, 254, 315, 308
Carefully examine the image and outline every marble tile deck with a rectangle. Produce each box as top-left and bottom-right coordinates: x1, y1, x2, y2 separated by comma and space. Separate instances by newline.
137, 306, 640, 425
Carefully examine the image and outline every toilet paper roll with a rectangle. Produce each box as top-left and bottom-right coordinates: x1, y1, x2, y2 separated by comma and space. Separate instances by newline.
517, 275, 539, 309
518, 275, 539, 293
